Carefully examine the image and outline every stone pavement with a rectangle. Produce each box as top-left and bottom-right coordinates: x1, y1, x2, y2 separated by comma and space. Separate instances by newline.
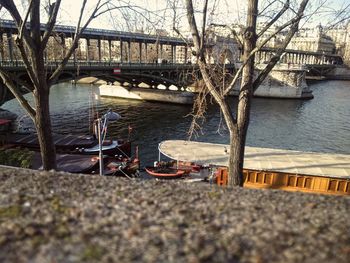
0, 167, 349, 262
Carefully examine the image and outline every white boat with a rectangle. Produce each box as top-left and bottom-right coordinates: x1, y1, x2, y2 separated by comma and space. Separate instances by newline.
83, 140, 120, 154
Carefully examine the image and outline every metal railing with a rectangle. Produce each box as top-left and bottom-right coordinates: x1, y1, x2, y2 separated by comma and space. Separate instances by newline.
0, 59, 196, 69
0, 19, 190, 45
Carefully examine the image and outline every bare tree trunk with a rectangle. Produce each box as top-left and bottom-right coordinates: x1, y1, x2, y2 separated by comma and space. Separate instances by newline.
34, 92, 56, 170
0, 0, 131, 171
227, 0, 258, 187
34, 77, 57, 170
228, 128, 244, 186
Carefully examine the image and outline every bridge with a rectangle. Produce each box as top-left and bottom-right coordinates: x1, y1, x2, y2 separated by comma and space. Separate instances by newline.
0, 19, 190, 64
0, 19, 347, 104
0, 60, 214, 105
256, 47, 344, 78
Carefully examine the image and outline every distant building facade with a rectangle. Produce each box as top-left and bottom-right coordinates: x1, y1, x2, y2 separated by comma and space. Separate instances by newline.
288, 25, 336, 54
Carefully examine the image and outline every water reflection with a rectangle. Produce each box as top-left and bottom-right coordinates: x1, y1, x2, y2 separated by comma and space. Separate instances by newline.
3, 81, 350, 165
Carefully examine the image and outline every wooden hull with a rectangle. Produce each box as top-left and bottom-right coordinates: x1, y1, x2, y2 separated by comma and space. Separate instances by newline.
145, 167, 186, 179
215, 168, 350, 196
173, 161, 201, 173
103, 157, 140, 177
159, 140, 350, 196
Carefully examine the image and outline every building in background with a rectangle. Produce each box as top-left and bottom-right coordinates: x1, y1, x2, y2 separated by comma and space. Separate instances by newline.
288, 25, 335, 54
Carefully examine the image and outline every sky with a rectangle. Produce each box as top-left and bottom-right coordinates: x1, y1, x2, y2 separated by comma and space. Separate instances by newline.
2, 0, 350, 34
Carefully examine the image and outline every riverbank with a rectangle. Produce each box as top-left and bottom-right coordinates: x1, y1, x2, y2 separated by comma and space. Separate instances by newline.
0, 166, 349, 262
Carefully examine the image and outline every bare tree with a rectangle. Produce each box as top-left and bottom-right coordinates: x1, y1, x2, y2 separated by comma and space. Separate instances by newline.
0, 0, 124, 170
185, 0, 309, 186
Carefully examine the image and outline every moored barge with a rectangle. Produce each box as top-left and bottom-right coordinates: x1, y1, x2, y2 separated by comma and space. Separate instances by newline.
158, 140, 350, 196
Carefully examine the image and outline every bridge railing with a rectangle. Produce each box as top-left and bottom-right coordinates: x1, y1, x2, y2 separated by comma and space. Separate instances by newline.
0, 19, 190, 45
0, 59, 197, 69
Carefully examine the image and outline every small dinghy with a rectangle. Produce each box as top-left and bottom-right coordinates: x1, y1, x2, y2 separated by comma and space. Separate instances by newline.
145, 166, 186, 179
103, 156, 140, 177
168, 160, 202, 174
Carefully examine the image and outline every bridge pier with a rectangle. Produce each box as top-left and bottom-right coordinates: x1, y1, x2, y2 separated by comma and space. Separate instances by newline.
227, 64, 313, 99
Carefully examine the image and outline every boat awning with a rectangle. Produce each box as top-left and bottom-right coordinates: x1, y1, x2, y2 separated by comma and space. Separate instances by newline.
159, 140, 350, 179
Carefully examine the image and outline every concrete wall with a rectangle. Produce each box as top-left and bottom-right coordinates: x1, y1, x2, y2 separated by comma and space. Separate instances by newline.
230, 65, 312, 99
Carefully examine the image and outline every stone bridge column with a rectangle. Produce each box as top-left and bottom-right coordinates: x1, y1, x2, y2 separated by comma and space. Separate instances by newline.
160, 44, 163, 61
0, 33, 4, 61
120, 39, 123, 63
72, 36, 77, 63
173, 45, 176, 63
108, 40, 112, 61
86, 38, 90, 61
60, 35, 65, 59
127, 40, 131, 63
139, 42, 142, 63
145, 42, 148, 63
98, 38, 101, 62
7, 32, 13, 62
169, 45, 173, 63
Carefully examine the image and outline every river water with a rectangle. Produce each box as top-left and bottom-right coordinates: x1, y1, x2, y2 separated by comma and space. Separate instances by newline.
3, 80, 350, 166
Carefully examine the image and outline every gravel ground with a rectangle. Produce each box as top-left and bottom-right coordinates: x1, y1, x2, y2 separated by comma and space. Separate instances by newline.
0, 166, 349, 263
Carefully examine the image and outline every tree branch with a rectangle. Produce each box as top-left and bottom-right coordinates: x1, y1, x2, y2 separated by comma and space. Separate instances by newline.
48, 0, 89, 84
0, 68, 36, 120
42, 0, 62, 48
14, 38, 40, 88
223, 6, 305, 96
209, 23, 243, 53
186, 0, 236, 128
18, 0, 33, 40
257, 0, 289, 38
49, 0, 124, 84
252, 0, 309, 91
200, 0, 208, 51
185, 0, 201, 54
0, 0, 35, 49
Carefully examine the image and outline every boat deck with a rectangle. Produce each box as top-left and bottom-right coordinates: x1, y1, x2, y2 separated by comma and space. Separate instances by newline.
159, 140, 350, 195
159, 140, 350, 179
4, 133, 97, 149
